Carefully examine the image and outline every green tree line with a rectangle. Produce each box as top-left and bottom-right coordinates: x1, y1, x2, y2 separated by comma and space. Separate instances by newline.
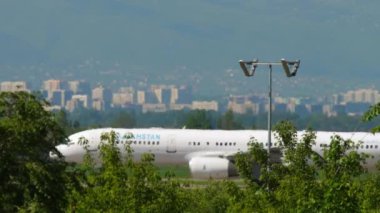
59, 107, 380, 134
2, 92, 380, 212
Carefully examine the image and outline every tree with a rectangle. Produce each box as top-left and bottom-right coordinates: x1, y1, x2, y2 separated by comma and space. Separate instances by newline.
54, 109, 81, 135
67, 130, 190, 212
217, 110, 243, 130
235, 120, 369, 212
110, 111, 136, 128
186, 180, 243, 213
363, 102, 380, 133
185, 110, 213, 129
0, 92, 68, 212
356, 102, 380, 211
356, 174, 380, 211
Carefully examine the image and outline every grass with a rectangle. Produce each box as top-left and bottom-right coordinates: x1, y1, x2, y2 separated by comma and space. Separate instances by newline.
156, 164, 191, 178
156, 164, 247, 188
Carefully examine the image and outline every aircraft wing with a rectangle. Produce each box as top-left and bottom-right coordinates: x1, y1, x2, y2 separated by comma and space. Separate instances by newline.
184, 151, 240, 179
184, 148, 282, 179
184, 151, 239, 161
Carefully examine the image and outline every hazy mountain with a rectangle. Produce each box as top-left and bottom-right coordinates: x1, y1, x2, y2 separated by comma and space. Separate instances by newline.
0, 0, 379, 98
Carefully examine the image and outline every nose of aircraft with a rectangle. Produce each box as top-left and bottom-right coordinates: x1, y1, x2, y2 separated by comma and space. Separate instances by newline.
53, 143, 84, 163
49, 150, 60, 159
49, 144, 69, 159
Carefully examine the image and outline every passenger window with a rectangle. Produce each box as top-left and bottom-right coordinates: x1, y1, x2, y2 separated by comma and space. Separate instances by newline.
157, 142, 160, 145
152, 141, 155, 145
233, 142, 236, 146
198, 142, 200, 146
216, 142, 219, 146
207, 142, 209, 146
229, 142, 232, 146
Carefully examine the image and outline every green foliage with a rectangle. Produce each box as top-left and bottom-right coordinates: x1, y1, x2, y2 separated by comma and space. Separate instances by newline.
69, 108, 137, 129
4, 92, 380, 212
235, 141, 268, 184
61, 107, 380, 133
235, 120, 380, 212
54, 110, 80, 135
185, 110, 213, 129
229, 186, 274, 213
363, 102, 380, 133
172, 180, 244, 213
0, 92, 68, 212
356, 174, 380, 211
110, 111, 136, 128
67, 130, 190, 212
217, 110, 243, 130
363, 102, 380, 122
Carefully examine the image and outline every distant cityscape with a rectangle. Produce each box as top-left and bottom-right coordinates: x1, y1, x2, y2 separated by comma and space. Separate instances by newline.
0, 80, 378, 117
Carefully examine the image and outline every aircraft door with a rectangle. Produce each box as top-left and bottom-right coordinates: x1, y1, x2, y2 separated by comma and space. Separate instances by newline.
166, 135, 176, 153
88, 132, 99, 152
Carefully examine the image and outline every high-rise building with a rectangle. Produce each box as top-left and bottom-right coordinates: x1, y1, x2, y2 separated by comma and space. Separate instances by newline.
68, 80, 91, 95
227, 95, 262, 114
176, 85, 192, 104
150, 85, 174, 104
66, 95, 89, 111
0, 81, 29, 92
144, 91, 159, 104
43, 79, 68, 91
112, 90, 134, 107
274, 103, 287, 112
92, 85, 112, 110
294, 104, 310, 117
50, 90, 73, 107
137, 90, 145, 104
42, 79, 70, 102
192, 101, 218, 111
161, 88, 172, 104
341, 88, 379, 104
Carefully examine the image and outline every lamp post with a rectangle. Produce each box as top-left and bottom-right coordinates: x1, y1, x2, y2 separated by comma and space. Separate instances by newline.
238, 58, 300, 157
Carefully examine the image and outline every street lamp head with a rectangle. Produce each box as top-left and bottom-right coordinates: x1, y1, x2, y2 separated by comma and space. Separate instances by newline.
281, 59, 300, 77
239, 59, 258, 77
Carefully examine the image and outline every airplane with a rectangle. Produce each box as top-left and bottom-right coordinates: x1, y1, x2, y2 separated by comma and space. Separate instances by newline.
55, 128, 380, 179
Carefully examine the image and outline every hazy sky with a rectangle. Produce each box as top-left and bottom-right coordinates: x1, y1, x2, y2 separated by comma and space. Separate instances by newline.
0, 0, 379, 97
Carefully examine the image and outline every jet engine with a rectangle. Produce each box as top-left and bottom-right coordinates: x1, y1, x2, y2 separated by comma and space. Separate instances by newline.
188, 157, 238, 179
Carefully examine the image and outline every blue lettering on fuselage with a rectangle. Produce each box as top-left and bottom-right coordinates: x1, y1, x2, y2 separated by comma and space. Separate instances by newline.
133, 133, 161, 141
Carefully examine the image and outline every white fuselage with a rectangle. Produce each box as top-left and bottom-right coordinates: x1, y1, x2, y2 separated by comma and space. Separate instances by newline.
56, 128, 380, 172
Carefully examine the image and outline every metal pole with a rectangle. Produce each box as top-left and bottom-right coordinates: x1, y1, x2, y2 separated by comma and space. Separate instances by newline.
268, 65, 272, 158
